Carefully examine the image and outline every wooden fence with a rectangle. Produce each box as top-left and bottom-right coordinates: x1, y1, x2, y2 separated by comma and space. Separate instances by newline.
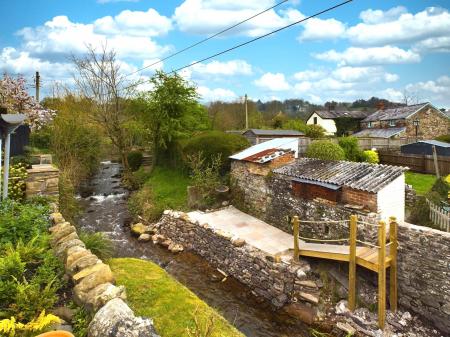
378, 150, 450, 175
427, 200, 450, 232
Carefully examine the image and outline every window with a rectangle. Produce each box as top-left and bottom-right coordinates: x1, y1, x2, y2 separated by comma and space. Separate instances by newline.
389, 120, 396, 127
367, 121, 373, 128
313, 117, 318, 125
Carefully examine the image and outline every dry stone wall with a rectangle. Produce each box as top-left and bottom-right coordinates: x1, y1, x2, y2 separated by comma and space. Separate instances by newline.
48, 211, 159, 337
26, 164, 59, 198
156, 211, 320, 320
230, 160, 450, 334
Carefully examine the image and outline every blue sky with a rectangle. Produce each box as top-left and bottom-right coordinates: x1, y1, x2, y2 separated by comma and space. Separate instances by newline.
1, 0, 449, 107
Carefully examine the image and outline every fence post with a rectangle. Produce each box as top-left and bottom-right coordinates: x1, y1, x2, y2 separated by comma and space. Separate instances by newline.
348, 214, 357, 311
293, 216, 300, 262
378, 221, 386, 329
389, 217, 398, 312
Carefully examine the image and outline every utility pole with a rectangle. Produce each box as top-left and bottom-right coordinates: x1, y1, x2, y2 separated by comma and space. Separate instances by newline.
244, 93, 248, 130
35, 71, 40, 103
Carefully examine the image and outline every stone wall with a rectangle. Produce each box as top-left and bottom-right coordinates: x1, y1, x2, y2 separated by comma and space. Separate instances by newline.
404, 107, 449, 139
396, 222, 450, 333
230, 160, 450, 333
156, 211, 320, 322
48, 210, 159, 337
405, 185, 417, 207
26, 164, 59, 198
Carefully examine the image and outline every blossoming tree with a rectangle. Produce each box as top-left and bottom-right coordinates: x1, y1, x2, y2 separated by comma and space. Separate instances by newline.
0, 74, 54, 130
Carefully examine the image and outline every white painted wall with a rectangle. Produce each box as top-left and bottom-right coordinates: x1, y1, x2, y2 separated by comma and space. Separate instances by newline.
377, 174, 405, 223
306, 113, 337, 135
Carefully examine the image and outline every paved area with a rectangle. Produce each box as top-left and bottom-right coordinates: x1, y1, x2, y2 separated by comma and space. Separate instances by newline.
188, 206, 294, 256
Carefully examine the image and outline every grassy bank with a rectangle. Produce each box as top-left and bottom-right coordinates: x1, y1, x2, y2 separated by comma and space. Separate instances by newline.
109, 258, 244, 337
405, 172, 437, 195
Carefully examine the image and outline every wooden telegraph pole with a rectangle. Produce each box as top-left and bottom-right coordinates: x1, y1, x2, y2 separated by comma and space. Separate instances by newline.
35, 71, 40, 103
244, 94, 248, 130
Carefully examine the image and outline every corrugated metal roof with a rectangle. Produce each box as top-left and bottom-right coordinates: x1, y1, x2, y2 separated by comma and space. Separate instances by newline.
363, 103, 429, 122
274, 158, 408, 193
230, 137, 299, 161
416, 140, 450, 148
245, 129, 305, 136
353, 127, 406, 138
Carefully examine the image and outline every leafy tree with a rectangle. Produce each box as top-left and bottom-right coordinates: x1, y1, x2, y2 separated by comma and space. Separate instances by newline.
0, 74, 54, 130
362, 150, 379, 164
282, 119, 308, 133
136, 71, 209, 169
338, 136, 364, 162
305, 140, 345, 161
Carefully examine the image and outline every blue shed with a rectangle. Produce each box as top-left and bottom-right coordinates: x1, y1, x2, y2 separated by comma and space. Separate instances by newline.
400, 140, 450, 156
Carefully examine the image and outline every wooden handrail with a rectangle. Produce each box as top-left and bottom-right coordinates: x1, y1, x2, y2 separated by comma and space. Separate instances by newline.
348, 214, 357, 311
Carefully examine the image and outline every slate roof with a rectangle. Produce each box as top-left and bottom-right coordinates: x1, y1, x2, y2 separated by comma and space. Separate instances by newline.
245, 129, 305, 136
414, 140, 450, 148
362, 103, 431, 122
274, 158, 408, 193
311, 110, 371, 120
352, 127, 406, 138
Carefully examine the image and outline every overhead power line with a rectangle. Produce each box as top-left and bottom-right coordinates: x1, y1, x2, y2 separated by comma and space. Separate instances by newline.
169, 0, 353, 74
126, 0, 290, 77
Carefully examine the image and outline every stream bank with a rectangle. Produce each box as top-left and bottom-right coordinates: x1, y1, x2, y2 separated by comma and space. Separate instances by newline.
77, 161, 311, 337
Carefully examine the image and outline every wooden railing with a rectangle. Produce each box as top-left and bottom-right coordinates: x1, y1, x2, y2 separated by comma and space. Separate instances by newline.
427, 200, 450, 232
292, 215, 398, 329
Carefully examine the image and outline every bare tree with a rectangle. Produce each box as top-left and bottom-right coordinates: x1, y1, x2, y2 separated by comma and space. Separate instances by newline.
72, 44, 135, 174
402, 88, 421, 106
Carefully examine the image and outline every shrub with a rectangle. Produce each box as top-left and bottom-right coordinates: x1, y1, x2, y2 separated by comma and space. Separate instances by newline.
0, 200, 50, 246
363, 150, 379, 164
431, 177, 449, 200
183, 131, 249, 171
435, 134, 450, 143
408, 196, 431, 227
8, 164, 28, 201
305, 124, 326, 139
79, 231, 114, 260
305, 140, 345, 161
29, 126, 52, 150
338, 136, 364, 162
127, 151, 144, 171
58, 169, 80, 223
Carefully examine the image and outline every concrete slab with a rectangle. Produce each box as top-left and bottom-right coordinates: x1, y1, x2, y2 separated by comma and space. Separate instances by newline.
188, 206, 294, 256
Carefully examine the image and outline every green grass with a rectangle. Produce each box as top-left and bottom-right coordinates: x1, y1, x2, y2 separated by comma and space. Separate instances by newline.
405, 172, 437, 195
109, 258, 244, 337
147, 166, 191, 211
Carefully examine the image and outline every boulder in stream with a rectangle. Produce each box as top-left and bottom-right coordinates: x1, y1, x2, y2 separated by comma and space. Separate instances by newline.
130, 223, 149, 236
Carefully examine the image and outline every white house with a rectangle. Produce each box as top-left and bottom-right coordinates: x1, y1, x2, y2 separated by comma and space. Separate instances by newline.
306, 110, 371, 135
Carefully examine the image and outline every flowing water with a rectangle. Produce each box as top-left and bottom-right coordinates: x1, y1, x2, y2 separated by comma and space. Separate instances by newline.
77, 161, 310, 337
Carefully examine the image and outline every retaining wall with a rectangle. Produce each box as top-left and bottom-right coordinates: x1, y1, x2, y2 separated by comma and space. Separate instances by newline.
156, 211, 320, 321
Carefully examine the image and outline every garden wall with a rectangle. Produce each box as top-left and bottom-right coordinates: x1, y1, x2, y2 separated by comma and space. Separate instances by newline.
156, 211, 320, 323
26, 164, 59, 198
48, 210, 159, 337
230, 160, 450, 333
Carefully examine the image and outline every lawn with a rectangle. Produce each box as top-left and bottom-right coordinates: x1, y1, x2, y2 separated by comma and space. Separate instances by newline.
109, 258, 244, 337
147, 166, 191, 211
405, 171, 437, 195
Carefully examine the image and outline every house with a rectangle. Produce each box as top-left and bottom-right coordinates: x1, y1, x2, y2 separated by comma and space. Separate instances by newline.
242, 129, 305, 145
306, 109, 371, 135
354, 102, 450, 139
274, 158, 408, 222
401, 140, 450, 157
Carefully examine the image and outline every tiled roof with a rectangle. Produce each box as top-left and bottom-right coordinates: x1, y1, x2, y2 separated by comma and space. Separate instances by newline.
274, 158, 408, 193
245, 129, 305, 136
312, 110, 372, 120
362, 103, 429, 122
414, 140, 450, 148
352, 127, 406, 138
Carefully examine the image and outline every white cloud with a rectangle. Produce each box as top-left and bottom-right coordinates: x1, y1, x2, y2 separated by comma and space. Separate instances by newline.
189, 60, 253, 77
332, 66, 398, 83
413, 36, 450, 53
299, 17, 346, 41
173, 0, 303, 37
314, 46, 421, 66
359, 6, 407, 24
254, 72, 290, 91
197, 86, 237, 102
293, 70, 325, 81
94, 8, 172, 37
17, 14, 172, 60
347, 7, 450, 46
